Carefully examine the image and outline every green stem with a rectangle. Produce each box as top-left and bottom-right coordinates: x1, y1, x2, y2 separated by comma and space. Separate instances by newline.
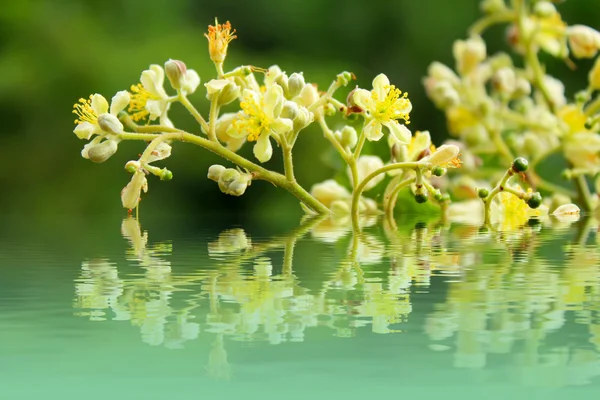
317, 117, 352, 163
584, 95, 600, 117
122, 129, 330, 214
574, 175, 594, 212
353, 131, 366, 161
469, 11, 516, 36
351, 161, 425, 229
177, 93, 210, 134
208, 100, 220, 142
483, 169, 514, 225
384, 177, 414, 221
282, 142, 296, 182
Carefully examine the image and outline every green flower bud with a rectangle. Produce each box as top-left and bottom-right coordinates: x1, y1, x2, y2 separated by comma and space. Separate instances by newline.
561, 169, 573, 180
340, 126, 358, 149
165, 59, 187, 90
293, 107, 313, 132
208, 164, 226, 182
125, 160, 140, 174
432, 166, 446, 177
511, 157, 528, 173
415, 192, 429, 204
160, 169, 173, 181
324, 103, 336, 117
527, 192, 542, 209
534, 1, 556, 18
87, 139, 118, 163
477, 188, 489, 199
336, 71, 354, 86
287, 73, 305, 98
434, 192, 444, 201
281, 101, 298, 120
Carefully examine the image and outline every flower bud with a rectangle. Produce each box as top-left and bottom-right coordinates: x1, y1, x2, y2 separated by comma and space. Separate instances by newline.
424, 144, 460, 167
165, 59, 187, 90
492, 67, 516, 97
159, 169, 173, 181
287, 73, 305, 98
97, 113, 123, 134
281, 101, 299, 120
480, 0, 506, 14
297, 84, 319, 107
205, 79, 241, 106
218, 169, 240, 193
453, 36, 486, 76
589, 57, 600, 90
340, 126, 358, 149
330, 200, 351, 215
208, 164, 226, 182
534, 1, 556, 18
336, 71, 354, 86
121, 170, 148, 209
350, 156, 385, 191
125, 160, 140, 174
514, 77, 531, 98
430, 80, 460, 109
293, 106, 313, 131
87, 139, 119, 163
567, 25, 600, 59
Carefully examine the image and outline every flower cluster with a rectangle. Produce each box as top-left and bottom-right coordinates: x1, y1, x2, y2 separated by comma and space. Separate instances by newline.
425, 0, 600, 217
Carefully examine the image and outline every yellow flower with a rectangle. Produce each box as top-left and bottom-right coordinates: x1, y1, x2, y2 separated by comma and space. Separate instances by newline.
352, 74, 412, 142
226, 85, 293, 163
73, 91, 130, 140
205, 19, 237, 64
493, 187, 545, 230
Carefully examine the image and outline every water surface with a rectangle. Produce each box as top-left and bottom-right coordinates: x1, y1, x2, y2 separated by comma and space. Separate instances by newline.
1, 214, 599, 399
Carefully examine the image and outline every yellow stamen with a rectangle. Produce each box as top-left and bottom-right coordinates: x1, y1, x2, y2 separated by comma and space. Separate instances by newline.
128, 83, 158, 122
72, 95, 97, 125
372, 85, 411, 124
232, 93, 269, 142
205, 19, 237, 64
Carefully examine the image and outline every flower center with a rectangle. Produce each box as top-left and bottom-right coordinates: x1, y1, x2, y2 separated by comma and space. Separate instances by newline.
73, 96, 98, 125
234, 93, 270, 142
372, 85, 411, 123
128, 84, 159, 122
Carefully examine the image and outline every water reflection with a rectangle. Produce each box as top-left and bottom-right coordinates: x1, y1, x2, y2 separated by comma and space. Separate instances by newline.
73, 214, 600, 385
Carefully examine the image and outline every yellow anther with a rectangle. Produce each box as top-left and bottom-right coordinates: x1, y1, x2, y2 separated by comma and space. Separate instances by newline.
205, 19, 237, 64
72, 96, 98, 125
372, 84, 411, 123
128, 83, 158, 122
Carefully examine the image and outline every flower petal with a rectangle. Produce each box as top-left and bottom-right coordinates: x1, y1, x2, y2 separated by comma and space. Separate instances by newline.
372, 73, 390, 100
271, 117, 293, 135
146, 99, 166, 120
147, 142, 172, 163
91, 94, 109, 115
352, 88, 373, 111
183, 69, 201, 94
74, 122, 98, 140
110, 91, 131, 115
263, 84, 284, 119
81, 136, 103, 158
205, 79, 229, 95
363, 119, 383, 141
253, 133, 273, 163
384, 121, 411, 144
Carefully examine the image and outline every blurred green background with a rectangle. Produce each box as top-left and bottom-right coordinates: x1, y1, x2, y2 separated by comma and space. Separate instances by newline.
0, 0, 597, 221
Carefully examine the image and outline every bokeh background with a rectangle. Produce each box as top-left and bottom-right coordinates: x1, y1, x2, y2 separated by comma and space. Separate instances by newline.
1, 0, 597, 223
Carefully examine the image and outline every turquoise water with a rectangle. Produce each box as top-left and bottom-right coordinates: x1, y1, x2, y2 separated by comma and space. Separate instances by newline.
2, 214, 600, 399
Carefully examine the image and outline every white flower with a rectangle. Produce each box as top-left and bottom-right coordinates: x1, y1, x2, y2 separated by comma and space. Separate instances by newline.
350, 155, 385, 191
129, 64, 200, 122
121, 170, 148, 209
563, 132, 600, 172
215, 113, 246, 152
352, 74, 412, 142
310, 180, 351, 208
73, 91, 130, 140
567, 25, 600, 59
226, 85, 293, 163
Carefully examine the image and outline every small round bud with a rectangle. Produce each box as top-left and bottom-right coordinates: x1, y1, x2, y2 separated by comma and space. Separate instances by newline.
340, 126, 358, 149
207, 164, 226, 182
165, 59, 187, 90
415, 193, 429, 204
533, 1, 556, 18
160, 169, 173, 181
281, 101, 299, 120
336, 71, 354, 86
87, 139, 118, 163
125, 161, 140, 174
477, 188, 489, 199
527, 192, 543, 209
287, 73, 305, 98
434, 192, 444, 201
440, 193, 451, 202
561, 169, 573, 180
575, 90, 591, 104
511, 157, 529, 173
324, 103, 336, 116
293, 107, 313, 131
432, 166, 446, 177
97, 113, 124, 134
218, 169, 240, 193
